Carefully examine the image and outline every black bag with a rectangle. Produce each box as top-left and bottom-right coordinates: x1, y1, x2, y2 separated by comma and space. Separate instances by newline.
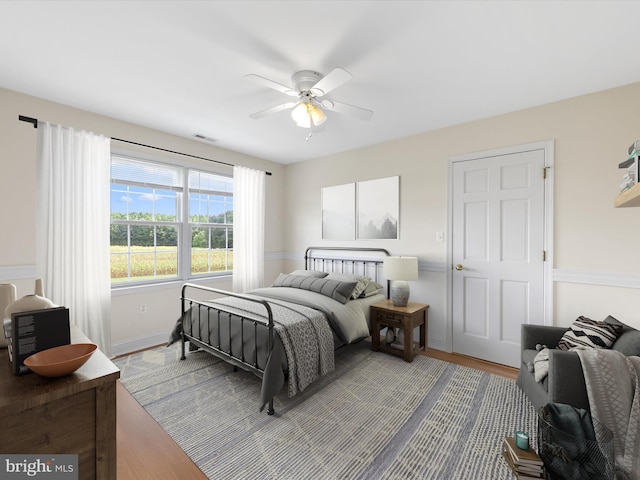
538, 403, 613, 480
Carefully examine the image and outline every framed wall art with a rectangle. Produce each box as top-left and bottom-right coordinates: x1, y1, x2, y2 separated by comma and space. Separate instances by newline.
357, 176, 399, 240
321, 183, 356, 240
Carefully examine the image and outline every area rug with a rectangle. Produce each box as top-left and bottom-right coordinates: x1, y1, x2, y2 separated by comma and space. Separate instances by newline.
115, 342, 537, 479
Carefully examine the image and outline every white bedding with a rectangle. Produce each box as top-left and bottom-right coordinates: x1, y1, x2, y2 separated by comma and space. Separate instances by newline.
249, 286, 384, 344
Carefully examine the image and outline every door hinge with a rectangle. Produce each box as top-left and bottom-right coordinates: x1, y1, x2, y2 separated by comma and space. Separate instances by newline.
543, 250, 547, 261
543, 166, 548, 179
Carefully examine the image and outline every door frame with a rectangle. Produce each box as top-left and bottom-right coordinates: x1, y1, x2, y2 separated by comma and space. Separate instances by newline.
444, 140, 555, 354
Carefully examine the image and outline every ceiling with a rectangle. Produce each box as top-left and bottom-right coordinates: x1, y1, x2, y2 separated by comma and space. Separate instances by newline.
2, 1, 640, 165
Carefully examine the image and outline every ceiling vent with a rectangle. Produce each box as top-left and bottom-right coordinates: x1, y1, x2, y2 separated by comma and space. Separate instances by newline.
193, 133, 217, 143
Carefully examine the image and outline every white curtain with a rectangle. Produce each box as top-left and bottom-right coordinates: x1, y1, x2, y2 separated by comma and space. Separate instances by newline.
36, 122, 112, 356
232, 165, 265, 292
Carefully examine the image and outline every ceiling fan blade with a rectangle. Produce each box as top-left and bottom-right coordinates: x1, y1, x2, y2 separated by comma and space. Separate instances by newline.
244, 74, 298, 97
249, 101, 298, 119
310, 67, 352, 97
325, 100, 373, 121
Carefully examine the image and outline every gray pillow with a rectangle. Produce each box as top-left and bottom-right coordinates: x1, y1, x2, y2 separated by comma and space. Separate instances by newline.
288, 269, 328, 278
271, 274, 357, 304
325, 272, 370, 299
604, 315, 640, 356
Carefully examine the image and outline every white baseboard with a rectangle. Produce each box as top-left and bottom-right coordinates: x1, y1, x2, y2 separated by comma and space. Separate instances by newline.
110, 331, 171, 358
427, 336, 447, 353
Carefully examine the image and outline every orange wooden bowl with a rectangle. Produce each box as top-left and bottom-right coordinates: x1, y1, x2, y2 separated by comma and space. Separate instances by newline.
23, 343, 97, 377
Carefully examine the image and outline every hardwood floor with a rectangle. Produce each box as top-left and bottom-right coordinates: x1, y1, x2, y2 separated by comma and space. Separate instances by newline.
116, 381, 208, 480
422, 348, 519, 380
116, 347, 519, 479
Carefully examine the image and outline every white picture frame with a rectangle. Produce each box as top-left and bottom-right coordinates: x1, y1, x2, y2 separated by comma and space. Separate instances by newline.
322, 183, 356, 240
357, 176, 399, 239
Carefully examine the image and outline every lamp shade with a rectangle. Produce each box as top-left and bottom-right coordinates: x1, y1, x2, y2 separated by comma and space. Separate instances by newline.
383, 256, 418, 281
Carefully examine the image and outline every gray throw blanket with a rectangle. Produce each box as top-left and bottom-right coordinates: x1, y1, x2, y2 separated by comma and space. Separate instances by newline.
577, 348, 640, 479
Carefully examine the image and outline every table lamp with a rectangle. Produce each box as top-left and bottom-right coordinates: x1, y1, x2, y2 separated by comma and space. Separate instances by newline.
383, 256, 418, 307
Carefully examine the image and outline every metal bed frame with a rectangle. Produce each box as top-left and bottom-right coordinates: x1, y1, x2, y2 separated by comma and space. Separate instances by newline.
179, 246, 390, 415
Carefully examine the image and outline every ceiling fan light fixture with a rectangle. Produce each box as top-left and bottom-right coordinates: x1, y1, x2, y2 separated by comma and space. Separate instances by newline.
291, 102, 326, 128
247, 67, 372, 126
309, 104, 326, 125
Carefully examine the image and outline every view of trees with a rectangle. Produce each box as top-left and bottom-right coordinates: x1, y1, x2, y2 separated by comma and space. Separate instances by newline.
192, 227, 233, 249
110, 211, 232, 248
110, 210, 234, 281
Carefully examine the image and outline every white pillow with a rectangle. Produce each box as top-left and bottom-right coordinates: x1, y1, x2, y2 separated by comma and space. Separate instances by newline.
360, 281, 384, 298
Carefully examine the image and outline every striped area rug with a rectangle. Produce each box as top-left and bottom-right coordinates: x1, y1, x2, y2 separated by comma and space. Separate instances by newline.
115, 342, 537, 479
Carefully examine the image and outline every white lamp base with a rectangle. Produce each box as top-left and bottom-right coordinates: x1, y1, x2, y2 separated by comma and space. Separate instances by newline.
390, 280, 410, 307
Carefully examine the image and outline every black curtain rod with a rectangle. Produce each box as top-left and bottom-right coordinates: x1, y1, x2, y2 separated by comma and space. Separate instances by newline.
18, 115, 272, 176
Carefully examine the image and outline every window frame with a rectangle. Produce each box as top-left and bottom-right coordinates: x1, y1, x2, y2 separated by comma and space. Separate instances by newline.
110, 151, 233, 288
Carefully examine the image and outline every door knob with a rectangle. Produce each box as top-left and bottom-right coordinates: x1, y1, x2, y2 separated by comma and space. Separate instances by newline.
455, 264, 464, 271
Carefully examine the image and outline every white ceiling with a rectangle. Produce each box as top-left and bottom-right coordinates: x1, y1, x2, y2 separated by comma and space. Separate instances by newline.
2, 1, 640, 164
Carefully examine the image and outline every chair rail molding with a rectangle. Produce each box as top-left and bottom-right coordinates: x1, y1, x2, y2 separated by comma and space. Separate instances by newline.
553, 268, 640, 289
0, 265, 36, 281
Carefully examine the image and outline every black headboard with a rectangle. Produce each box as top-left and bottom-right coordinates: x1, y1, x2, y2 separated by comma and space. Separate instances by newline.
304, 247, 391, 297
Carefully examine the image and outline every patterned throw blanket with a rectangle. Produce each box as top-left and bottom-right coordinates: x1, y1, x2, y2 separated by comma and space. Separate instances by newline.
204, 295, 335, 399
577, 348, 640, 479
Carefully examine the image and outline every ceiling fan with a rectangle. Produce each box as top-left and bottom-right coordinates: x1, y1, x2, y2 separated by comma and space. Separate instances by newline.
245, 68, 373, 130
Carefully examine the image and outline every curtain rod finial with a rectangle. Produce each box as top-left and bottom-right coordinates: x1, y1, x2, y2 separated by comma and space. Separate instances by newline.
18, 115, 38, 128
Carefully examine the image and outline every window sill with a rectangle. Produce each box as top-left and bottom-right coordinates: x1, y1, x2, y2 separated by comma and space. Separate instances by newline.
111, 275, 232, 296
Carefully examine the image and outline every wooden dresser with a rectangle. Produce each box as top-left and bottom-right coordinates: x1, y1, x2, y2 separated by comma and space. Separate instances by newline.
0, 327, 120, 480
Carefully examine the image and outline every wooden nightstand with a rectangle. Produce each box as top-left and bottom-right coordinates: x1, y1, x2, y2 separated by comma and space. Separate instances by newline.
371, 299, 429, 362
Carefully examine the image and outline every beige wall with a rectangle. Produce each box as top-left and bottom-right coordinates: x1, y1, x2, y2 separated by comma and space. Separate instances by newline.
2, 81, 639, 356
0, 87, 285, 355
284, 81, 640, 349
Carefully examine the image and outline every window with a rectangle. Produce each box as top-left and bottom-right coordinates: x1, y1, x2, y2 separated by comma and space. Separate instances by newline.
110, 154, 233, 285
188, 170, 234, 276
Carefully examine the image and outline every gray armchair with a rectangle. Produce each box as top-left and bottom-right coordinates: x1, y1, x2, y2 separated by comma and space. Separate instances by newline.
516, 317, 640, 412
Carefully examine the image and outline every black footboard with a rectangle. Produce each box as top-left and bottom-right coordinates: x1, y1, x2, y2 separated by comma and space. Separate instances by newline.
180, 283, 276, 415
178, 247, 391, 416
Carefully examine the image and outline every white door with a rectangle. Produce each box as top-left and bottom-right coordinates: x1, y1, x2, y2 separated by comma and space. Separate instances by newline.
451, 147, 548, 367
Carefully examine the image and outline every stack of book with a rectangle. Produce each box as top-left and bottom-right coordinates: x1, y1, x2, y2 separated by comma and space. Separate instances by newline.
502, 436, 544, 479
619, 141, 640, 193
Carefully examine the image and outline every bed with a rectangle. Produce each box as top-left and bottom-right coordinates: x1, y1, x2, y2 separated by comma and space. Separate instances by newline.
177, 247, 390, 414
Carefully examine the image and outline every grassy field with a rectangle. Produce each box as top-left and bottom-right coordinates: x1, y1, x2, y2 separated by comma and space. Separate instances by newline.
111, 246, 232, 282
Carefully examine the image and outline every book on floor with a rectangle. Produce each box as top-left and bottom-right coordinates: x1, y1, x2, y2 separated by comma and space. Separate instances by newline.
503, 436, 544, 466
502, 451, 544, 478
502, 437, 544, 479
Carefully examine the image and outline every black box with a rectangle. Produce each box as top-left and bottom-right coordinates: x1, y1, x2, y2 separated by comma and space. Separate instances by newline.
10, 307, 70, 375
